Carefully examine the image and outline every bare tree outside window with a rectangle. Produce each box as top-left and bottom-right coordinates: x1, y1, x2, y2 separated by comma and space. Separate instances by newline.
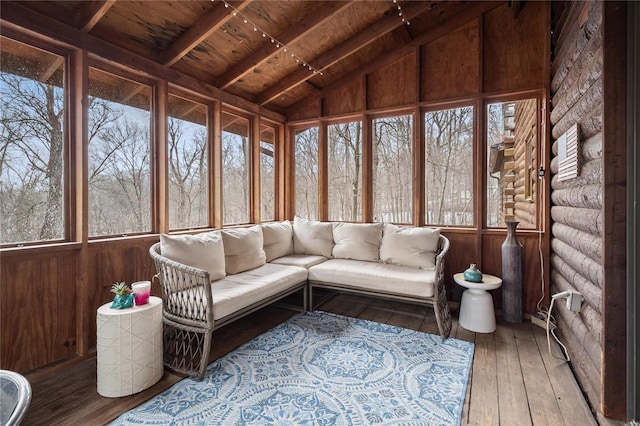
168, 94, 208, 230
486, 99, 538, 229
260, 125, 276, 222
0, 37, 65, 245
88, 68, 151, 236
425, 106, 474, 226
328, 121, 362, 222
373, 115, 413, 223
222, 112, 250, 225
295, 127, 319, 220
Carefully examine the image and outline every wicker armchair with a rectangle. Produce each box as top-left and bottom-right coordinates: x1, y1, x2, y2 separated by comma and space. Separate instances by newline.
150, 243, 214, 379
433, 235, 452, 338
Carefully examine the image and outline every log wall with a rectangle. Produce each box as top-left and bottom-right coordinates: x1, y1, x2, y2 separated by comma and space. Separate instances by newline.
513, 98, 538, 228
550, 0, 627, 420
550, 0, 603, 412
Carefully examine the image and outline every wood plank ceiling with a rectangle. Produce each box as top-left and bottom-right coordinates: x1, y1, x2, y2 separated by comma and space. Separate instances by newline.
11, 0, 505, 116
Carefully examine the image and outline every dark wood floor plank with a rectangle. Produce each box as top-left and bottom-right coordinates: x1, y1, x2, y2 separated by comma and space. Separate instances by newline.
531, 323, 597, 425
317, 292, 372, 318
513, 322, 566, 425
386, 302, 426, 331
418, 309, 440, 335
495, 321, 533, 426
455, 322, 476, 343
21, 295, 597, 426
467, 332, 499, 425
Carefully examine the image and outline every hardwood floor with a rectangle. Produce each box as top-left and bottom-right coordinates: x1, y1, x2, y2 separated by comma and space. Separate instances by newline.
22, 293, 597, 425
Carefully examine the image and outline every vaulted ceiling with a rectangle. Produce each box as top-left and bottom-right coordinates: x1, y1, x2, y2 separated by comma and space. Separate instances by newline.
6, 0, 512, 116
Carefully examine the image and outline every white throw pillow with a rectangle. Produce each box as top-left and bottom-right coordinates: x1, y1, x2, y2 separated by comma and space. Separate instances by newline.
379, 224, 441, 269
293, 216, 334, 258
262, 221, 294, 262
332, 222, 383, 262
160, 231, 226, 281
221, 225, 266, 274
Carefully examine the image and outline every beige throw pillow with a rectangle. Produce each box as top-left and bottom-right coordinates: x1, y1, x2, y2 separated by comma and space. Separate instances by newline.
379, 224, 440, 269
160, 231, 226, 281
221, 225, 266, 274
293, 216, 334, 258
332, 222, 383, 262
262, 221, 294, 262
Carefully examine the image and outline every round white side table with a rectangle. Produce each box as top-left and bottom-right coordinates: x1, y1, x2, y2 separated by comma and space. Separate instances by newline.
454, 273, 502, 333
97, 296, 163, 397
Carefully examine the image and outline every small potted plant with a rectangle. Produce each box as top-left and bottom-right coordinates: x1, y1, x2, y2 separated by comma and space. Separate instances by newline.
110, 282, 134, 309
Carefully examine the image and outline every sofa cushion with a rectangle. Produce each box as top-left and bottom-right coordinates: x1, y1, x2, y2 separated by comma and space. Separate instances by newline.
270, 254, 328, 269
262, 221, 293, 262
293, 216, 334, 258
160, 231, 226, 281
332, 222, 383, 261
308, 259, 436, 298
379, 224, 440, 270
211, 263, 307, 320
221, 226, 266, 274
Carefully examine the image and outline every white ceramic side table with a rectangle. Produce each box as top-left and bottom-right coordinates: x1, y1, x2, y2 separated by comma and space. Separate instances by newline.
454, 273, 502, 333
97, 296, 163, 397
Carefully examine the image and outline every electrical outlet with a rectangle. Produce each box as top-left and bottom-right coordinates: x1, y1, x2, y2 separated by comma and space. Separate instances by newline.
566, 292, 582, 311
531, 313, 556, 330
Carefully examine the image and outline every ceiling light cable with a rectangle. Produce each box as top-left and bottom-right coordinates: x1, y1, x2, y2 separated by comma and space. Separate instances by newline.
211, 0, 324, 75
392, 0, 410, 25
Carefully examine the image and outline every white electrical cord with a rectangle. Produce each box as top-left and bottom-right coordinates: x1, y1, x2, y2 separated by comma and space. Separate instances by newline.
547, 296, 571, 362
535, 166, 547, 314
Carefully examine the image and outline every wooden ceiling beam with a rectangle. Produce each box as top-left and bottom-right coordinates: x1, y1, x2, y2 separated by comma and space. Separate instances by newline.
162, 0, 251, 67
285, 1, 502, 117
75, 0, 117, 32
40, 57, 64, 82
217, 1, 351, 90
0, 1, 285, 123
255, 1, 433, 106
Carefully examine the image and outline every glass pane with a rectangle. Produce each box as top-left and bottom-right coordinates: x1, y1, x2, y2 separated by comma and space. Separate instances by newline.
222, 112, 250, 225
425, 106, 474, 226
0, 37, 66, 244
328, 121, 362, 221
486, 99, 538, 229
167, 94, 208, 230
294, 127, 318, 220
88, 68, 152, 236
373, 114, 413, 223
260, 125, 276, 222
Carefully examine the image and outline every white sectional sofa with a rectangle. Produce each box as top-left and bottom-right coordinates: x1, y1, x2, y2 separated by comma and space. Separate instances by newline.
150, 217, 451, 379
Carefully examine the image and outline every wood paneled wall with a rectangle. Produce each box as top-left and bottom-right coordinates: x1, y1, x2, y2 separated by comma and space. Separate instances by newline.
550, 0, 627, 420
1, 247, 79, 372
1, 238, 160, 373
0, 1, 553, 377
289, 2, 550, 315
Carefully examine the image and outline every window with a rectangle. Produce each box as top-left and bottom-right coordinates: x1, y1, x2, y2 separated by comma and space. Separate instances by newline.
167, 94, 208, 230
486, 98, 538, 229
0, 36, 66, 245
88, 67, 152, 236
425, 106, 474, 226
328, 121, 362, 222
373, 114, 413, 223
260, 125, 276, 222
222, 112, 250, 225
294, 127, 319, 220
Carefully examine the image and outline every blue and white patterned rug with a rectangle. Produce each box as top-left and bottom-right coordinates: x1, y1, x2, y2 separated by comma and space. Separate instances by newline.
111, 311, 474, 425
